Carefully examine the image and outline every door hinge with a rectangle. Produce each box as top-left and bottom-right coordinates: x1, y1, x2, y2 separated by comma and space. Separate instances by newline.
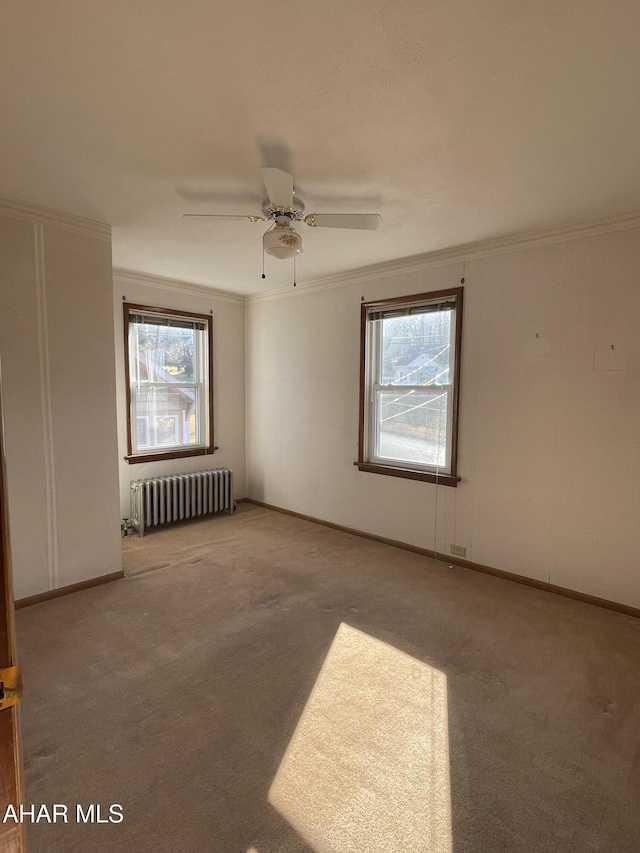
0, 666, 23, 711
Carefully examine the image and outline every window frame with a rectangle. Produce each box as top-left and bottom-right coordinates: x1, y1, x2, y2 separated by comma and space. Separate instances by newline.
123, 302, 216, 464
356, 287, 463, 487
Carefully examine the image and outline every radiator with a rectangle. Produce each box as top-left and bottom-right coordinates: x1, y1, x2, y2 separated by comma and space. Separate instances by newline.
130, 468, 235, 537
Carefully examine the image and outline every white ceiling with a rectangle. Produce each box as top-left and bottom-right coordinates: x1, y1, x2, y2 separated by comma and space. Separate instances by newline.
1, 0, 638, 294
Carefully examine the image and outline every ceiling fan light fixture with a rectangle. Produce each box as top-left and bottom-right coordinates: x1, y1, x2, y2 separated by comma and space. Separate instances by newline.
263, 223, 303, 259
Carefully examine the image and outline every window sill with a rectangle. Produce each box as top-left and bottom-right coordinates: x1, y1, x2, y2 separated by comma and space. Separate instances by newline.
125, 446, 218, 465
354, 461, 460, 487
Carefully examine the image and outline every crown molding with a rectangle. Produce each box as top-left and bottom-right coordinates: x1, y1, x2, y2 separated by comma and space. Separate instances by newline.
113, 268, 245, 305
246, 208, 640, 304
0, 196, 111, 241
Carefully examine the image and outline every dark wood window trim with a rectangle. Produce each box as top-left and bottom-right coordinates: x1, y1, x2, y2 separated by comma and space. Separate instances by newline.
353, 461, 461, 487
123, 302, 215, 464
357, 286, 463, 488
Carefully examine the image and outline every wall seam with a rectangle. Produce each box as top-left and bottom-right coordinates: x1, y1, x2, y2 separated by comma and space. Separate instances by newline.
547, 242, 569, 585
34, 223, 59, 590
467, 258, 484, 563
244, 299, 250, 498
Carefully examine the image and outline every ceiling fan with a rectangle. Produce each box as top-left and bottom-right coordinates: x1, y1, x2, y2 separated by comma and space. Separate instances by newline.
183, 167, 382, 261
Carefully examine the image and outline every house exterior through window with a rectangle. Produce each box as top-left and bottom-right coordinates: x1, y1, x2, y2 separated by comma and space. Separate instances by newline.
124, 304, 215, 463
357, 287, 463, 487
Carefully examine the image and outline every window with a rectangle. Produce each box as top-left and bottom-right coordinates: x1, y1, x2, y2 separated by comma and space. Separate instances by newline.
357, 287, 463, 486
124, 304, 215, 463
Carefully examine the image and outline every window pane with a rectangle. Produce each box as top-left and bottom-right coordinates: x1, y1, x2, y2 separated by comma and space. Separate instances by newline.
136, 416, 150, 448
134, 385, 199, 451
381, 311, 452, 386
154, 415, 179, 446
377, 389, 448, 468
133, 322, 197, 382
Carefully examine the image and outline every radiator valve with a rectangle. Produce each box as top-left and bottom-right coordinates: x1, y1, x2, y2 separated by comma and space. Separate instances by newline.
121, 517, 135, 538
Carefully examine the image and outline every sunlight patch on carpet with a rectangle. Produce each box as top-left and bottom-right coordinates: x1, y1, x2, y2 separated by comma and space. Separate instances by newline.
269, 623, 452, 852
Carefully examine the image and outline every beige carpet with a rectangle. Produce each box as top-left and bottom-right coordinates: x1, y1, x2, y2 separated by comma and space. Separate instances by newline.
16, 503, 640, 852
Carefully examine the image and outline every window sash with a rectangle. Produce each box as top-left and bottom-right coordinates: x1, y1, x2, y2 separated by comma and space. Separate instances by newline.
132, 381, 204, 390
130, 384, 205, 454
373, 383, 452, 392
371, 386, 454, 473
128, 320, 206, 386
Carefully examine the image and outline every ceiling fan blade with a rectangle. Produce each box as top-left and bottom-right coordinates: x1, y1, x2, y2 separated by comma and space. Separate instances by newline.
256, 136, 294, 175
304, 213, 382, 230
261, 167, 294, 209
182, 214, 266, 221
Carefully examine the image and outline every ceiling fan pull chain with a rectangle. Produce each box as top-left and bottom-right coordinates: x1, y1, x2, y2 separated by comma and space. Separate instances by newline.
293, 253, 297, 287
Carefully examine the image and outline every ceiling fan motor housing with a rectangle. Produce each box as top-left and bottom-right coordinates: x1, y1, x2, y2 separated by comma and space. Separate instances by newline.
263, 223, 303, 259
261, 195, 306, 220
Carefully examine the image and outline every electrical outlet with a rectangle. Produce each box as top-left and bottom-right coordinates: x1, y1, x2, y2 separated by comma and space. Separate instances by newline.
450, 544, 467, 557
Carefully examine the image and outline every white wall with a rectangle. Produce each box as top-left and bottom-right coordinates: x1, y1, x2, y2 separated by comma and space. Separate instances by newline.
246, 224, 640, 609
0, 204, 122, 599
113, 273, 246, 518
